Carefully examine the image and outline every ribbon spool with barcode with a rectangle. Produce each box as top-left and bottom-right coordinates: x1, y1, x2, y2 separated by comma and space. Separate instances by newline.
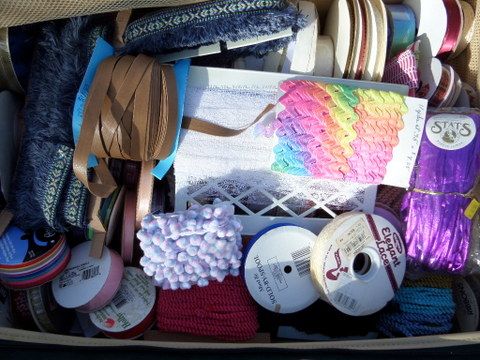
310, 212, 406, 316
242, 224, 320, 314
52, 241, 124, 313
89, 267, 156, 339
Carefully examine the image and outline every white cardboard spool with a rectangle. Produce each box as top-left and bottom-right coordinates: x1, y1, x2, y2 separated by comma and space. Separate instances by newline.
369, 0, 388, 81
417, 57, 443, 100
89, 267, 156, 337
290, 1, 318, 75
310, 213, 406, 316
324, 0, 353, 77
243, 225, 319, 313
348, 0, 363, 79
363, 0, 379, 81
52, 242, 112, 309
404, 0, 448, 57
313, 36, 334, 77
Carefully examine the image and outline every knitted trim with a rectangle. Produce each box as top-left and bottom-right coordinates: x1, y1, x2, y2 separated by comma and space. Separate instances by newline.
156, 276, 258, 341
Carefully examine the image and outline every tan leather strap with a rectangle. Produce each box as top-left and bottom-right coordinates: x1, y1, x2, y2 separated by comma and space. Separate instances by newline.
113, 9, 132, 48
136, 159, 155, 230
73, 54, 179, 198
182, 103, 275, 137
122, 188, 137, 264
88, 191, 107, 259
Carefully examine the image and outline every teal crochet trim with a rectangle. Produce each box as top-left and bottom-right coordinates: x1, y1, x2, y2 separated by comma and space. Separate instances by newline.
378, 286, 455, 337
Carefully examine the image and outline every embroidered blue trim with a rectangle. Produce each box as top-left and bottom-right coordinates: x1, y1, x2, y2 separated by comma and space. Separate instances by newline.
124, 0, 288, 43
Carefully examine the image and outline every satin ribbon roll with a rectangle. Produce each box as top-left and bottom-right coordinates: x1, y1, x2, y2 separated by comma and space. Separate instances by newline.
438, 0, 463, 57
73, 55, 179, 199
450, 1, 475, 58
386, 4, 416, 58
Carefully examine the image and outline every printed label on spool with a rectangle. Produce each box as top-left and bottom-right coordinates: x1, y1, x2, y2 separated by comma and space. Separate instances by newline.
453, 277, 479, 332
52, 242, 111, 309
0, 227, 62, 266
312, 213, 406, 316
243, 225, 319, 313
426, 114, 476, 151
89, 267, 155, 333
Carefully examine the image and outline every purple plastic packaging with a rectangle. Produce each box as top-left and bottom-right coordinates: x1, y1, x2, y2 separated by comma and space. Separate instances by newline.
402, 110, 480, 274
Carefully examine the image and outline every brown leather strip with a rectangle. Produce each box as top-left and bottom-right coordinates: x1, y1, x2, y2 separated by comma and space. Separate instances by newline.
113, 9, 132, 49
87, 192, 107, 259
122, 189, 137, 265
182, 103, 275, 137
136, 160, 155, 230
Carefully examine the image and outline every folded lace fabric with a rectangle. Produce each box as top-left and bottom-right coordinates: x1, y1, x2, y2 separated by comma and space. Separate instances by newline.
156, 276, 259, 341
9, 17, 111, 232
122, 0, 305, 59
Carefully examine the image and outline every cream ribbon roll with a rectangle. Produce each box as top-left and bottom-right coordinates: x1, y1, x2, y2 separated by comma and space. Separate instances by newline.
310, 212, 406, 316
313, 36, 334, 77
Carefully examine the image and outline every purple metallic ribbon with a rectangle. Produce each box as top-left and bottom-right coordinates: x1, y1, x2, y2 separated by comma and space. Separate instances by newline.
402, 112, 480, 274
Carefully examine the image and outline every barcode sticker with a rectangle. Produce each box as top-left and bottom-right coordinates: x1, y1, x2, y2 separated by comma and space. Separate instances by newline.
291, 246, 311, 278
336, 219, 372, 258
82, 265, 100, 280
333, 291, 359, 312
112, 291, 128, 309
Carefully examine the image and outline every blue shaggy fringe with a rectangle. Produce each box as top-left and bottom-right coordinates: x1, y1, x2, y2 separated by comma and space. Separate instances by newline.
9, 17, 109, 231
122, 3, 305, 57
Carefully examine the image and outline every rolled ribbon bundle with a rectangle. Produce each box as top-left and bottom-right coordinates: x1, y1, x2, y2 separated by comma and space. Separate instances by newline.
402, 111, 480, 273
310, 212, 407, 316
73, 54, 180, 198
437, 0, 463, 58
386, 4, 416, 58
52, 241, 124, 313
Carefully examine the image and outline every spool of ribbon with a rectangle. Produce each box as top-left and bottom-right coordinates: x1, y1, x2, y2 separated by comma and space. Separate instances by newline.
438, 0, 463, 58
310, 212, 406, 316
73, 55, 179, 199
450, 1, 475, 58
386, 4, 416, 58
52, 242, 124, 313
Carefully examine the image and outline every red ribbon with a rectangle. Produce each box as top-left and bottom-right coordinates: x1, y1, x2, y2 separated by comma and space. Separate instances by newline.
438, 0, 463, 57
